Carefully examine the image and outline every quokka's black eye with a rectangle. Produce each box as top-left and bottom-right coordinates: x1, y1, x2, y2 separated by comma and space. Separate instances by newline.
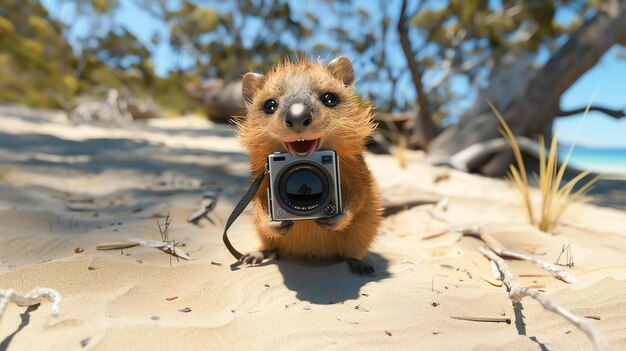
263, 99, 279, 114
321, 93, 338, 107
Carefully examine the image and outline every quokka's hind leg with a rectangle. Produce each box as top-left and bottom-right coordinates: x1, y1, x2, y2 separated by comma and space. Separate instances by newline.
345, 257, 374, 276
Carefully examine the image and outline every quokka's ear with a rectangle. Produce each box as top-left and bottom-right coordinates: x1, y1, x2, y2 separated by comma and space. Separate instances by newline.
327, 56, 354, 87
242, 72, 265, 104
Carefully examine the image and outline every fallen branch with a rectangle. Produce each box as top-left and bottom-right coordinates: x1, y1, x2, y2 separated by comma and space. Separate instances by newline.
457, 226, 509, 251
428, 209, 450, 223
460, 226, 576, 283
430, 136, 541, 172
481, 246, 609, 351
0, 288, 61, 321
490, 260, 501, 280
492, 247, 577, 283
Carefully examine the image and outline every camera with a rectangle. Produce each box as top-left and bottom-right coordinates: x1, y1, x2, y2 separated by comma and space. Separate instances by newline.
267, 150, 342, 221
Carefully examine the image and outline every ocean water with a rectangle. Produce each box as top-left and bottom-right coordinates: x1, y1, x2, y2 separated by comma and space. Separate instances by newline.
555, 146, 626, 210
558, 146, 626, 175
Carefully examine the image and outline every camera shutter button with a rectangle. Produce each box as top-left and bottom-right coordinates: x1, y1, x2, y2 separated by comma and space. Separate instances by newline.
324, 202, 337, 215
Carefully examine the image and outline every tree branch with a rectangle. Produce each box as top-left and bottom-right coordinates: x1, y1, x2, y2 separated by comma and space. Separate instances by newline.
558, 106, 626, 119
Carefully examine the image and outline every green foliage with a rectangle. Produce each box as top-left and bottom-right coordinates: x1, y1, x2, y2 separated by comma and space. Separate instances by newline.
0, 0, 73, 108
0, 16, 15, 34
0, 0, 609, 121
0, 0, 172, 112
398, 0, 604, 124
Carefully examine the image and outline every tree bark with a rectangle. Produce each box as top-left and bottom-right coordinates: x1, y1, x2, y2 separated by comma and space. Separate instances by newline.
397, 0, 436, 149
429, 0, 626, 176
428, 50, 534, 171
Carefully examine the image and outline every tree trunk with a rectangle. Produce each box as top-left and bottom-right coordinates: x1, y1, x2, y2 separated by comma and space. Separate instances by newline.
428, 0, 626, 176
428, 50, 534, 169
397, 0, 436, 149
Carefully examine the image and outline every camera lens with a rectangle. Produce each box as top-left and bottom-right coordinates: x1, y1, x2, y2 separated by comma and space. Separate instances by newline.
277, 163, 330, 214
285, 169, 324, 206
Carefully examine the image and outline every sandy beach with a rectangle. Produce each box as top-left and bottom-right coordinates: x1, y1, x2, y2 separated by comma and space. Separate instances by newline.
1, 107, 625, 351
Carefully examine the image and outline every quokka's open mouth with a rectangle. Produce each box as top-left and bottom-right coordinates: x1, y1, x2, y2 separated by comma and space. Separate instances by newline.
282, 137, 322, 157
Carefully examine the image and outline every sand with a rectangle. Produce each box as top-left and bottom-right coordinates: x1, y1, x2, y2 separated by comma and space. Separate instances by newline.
0, 106, 625, 351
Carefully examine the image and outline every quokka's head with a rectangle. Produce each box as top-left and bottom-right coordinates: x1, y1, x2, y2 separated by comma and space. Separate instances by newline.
237, 57, 374, 167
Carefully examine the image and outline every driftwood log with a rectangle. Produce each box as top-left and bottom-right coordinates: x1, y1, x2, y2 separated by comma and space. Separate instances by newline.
72, 89, 161, 122
186, 79, 246, 124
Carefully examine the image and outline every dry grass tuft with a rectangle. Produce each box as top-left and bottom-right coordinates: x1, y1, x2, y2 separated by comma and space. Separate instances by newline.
0, 167, 10, 180
488, 102, 600, 232
393, 134, 408, 169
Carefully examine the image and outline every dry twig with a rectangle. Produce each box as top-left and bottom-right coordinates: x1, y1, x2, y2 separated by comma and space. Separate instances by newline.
450, 315, 510, 323
479, 273, 502, 287
187, 189, 221, 225
481, 246, 609, 351
156, 212, 188, 264
421, 229, 449, 240
96, 241, 140, 250
96, 212, 189, 262
555, 243, 575, 268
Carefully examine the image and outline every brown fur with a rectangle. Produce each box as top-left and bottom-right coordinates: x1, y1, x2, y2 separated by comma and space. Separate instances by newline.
237, 57, 381, 261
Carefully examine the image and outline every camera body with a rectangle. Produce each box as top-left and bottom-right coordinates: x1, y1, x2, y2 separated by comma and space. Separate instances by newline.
267, 150, 342, 222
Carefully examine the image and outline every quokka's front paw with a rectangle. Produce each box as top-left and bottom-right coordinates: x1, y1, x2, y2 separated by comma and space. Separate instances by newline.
239, 250, 275, 265
316, 212, 349, 231
268, 220, 293, 235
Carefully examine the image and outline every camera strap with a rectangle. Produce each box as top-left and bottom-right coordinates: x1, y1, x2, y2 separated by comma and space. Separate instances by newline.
222, 167, 268, 260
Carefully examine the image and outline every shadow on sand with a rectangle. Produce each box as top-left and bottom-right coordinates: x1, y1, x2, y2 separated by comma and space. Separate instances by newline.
272, 252, 389, 304
0, 305, 39, 351
0, 130, 249, 203
231, 252, 389, 304
513, 302, 549, 351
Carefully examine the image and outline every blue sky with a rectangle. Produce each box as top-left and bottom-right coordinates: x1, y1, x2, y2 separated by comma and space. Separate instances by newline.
555, 46, 626, 148
41, 0, 626, 148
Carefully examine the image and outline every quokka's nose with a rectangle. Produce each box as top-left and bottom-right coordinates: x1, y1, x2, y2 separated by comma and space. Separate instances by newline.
285, 103, 312, 129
